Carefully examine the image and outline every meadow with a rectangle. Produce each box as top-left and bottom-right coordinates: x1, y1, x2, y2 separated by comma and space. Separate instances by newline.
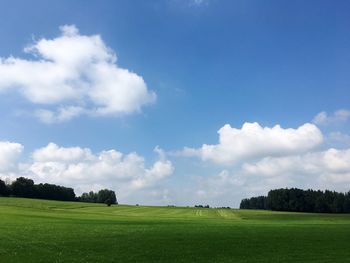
1, 198, 350, 262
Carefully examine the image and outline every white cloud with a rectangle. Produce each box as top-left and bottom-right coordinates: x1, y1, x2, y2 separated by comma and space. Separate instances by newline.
242, 148, 350, 184
0, 25, 156, 122
130, 159, 174, 189
190, 0, 208, 6
0, 141, 23, 172
175, 121, 350, 206
32, 142, 94, 163
28, 143, 174, 197
182, 122, 323, 165
34, 106, 85, 124
191, 147, 350, 207
0, 142, 173, 203
313, 109, 350, 125
1, 119, 350, 207
328, 132, 350, 147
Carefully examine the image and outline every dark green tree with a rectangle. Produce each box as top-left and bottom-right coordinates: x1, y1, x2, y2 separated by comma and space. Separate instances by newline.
242, 188, 350, 213
35, 183, 75, 201
0, 179, 10, 196
80, 191, 98, 203
11, 177, 35, 198
97, 189, 117, 205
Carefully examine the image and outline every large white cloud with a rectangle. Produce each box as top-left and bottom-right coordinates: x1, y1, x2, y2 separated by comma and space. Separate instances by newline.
0, 25, 156, 123
190, 148, 350, 207
242, 148, 350, 179
182, 122, 323, 165
0, 142, 173, 202
28, 143, 174, 195
175, 121, 350, 206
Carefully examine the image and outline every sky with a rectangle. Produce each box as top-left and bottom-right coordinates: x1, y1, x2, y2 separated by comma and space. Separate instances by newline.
0, 0, 349, 207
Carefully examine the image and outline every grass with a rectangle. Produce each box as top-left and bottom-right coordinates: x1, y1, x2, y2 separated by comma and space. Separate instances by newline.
1, 198, 350, 262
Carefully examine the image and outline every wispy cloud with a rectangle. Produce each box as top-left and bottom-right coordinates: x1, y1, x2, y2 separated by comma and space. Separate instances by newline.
189, 0, 209, 6
313, 109, 350, 125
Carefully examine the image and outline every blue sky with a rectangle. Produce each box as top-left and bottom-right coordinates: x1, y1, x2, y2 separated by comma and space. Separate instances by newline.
0, 0, 349, 206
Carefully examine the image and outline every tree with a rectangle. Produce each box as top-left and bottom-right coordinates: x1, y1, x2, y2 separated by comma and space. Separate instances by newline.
79, 191, 98, 203
240, 196, 267, 210
11, 177, 35, 198
35, 183, 76, 201
79, 189, 117, 205
344, 192, 350, 213
3, 176, 119, 205
0, 179, 10, 196
242, 188, 350, 213
97, 189, 117, 206
105, 198, 113, 206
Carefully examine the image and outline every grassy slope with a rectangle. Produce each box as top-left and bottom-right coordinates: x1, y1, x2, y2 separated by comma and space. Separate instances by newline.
1, 198, 350, 263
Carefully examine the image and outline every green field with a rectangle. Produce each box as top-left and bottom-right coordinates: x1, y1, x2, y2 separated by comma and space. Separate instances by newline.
1, 198, 350, 262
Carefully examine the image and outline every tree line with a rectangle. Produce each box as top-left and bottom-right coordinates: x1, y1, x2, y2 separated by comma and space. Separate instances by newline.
240, 188, 350, 213
0, 177, 117, 206
194, 204, 210, 208
79, 190, 117, 206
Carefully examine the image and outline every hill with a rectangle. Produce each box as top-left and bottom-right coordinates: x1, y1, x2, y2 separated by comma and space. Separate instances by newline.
1, 198, 350, 262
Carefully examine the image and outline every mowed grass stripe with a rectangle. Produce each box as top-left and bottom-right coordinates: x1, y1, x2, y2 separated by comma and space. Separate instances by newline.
216, 209, 241, 219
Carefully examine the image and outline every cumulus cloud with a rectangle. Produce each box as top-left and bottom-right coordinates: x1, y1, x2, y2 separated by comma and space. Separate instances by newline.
242, 148, 350, 185
182, 122, 323, 165
0, 25, 156, 122
0, 142, 173, 202
313, 109, 350, 125
0, 141, 23, 172
176, 121, 350, 206
328, 132, 350, 147
191, 147, 350, 207
28, 143, 174, 195
32, 142, 94, 163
